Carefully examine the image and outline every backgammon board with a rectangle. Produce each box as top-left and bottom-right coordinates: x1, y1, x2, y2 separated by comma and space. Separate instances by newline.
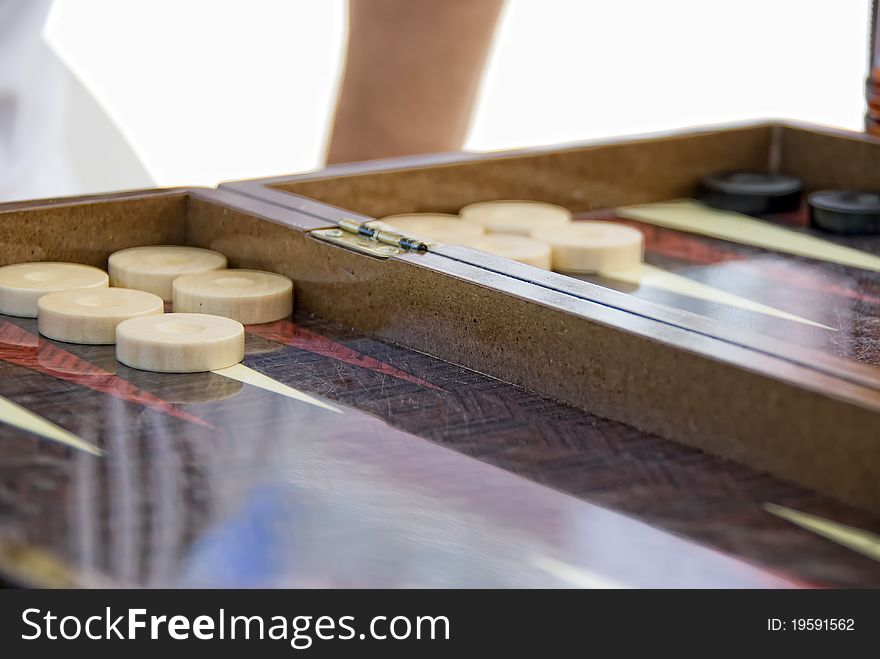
0, 122, 878, 588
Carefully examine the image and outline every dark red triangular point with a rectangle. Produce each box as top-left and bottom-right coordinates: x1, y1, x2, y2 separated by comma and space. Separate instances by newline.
0, 320, 214, 430
247, 320, 444, 392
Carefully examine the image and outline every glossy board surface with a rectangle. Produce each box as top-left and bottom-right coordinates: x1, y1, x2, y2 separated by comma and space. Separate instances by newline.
0, 311, 878, 588
579, 203, 880, 366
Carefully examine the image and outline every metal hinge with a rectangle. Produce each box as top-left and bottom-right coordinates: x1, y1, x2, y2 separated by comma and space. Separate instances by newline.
310, 218, 429, 258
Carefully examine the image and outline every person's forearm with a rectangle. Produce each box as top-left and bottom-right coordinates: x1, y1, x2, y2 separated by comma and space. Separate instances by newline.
326, 0, 505, 164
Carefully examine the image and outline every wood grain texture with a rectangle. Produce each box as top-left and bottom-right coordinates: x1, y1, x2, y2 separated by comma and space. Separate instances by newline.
233, 121, 774, 216
0, 191, 187, 267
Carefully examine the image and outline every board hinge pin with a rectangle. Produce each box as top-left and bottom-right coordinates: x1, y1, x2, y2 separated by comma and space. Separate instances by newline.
309, 218, 428, 258
337, 218, 428, 251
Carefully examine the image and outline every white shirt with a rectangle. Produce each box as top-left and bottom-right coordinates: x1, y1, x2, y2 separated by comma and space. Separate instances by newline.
0, 0, 73, 201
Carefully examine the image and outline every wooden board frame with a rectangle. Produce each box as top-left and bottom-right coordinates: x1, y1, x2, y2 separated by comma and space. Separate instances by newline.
217, 120, 880, 512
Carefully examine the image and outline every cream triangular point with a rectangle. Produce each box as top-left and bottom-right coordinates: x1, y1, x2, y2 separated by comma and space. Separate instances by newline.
0, 395, 101, 455
529, 554, 625, 589
618, 200, 880, 272
602, 264, 834, 330
764, 503, 880, 562
212, 363, 341, 413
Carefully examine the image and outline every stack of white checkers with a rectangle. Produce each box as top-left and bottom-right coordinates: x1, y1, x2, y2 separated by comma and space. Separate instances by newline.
376, 200, 644, 273
0, 245, 294, 374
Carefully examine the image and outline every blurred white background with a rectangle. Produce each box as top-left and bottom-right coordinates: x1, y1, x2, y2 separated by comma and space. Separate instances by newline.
39, 0, 874, 193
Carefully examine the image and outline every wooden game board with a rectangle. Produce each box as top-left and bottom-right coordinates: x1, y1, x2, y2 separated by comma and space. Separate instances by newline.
0, 124, 878, 587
